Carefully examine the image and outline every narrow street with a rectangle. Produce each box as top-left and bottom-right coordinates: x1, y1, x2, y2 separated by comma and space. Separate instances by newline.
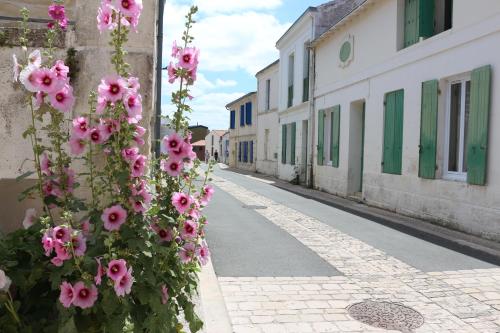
204, 166, 500, 333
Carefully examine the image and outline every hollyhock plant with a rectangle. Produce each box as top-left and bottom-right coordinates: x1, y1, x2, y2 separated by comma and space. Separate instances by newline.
97, 3, 117, 33
98, 75, 127, 102
32, 67, 65, 93
177, 47, 199, 70
49, 84, 75, 113
72, 282, 98, 309
172, 192, 193, 214
22, 208, 37, 229
107, 259, 128, 281
102, 204, 127, 231
160, 158, 183, 177
181, 220, 198, 240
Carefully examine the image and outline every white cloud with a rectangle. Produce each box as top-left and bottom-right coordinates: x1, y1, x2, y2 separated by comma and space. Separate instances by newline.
215, 79, 237, 87
193, 0, 283, 14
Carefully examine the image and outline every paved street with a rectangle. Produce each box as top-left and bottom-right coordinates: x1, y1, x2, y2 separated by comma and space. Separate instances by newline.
204, 166, 500, 333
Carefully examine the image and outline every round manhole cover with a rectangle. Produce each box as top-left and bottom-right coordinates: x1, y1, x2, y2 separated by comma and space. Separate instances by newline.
347, 301, 424, 332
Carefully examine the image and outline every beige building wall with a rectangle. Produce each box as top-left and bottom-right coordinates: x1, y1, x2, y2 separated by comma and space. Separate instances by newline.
0, 0, 159, 233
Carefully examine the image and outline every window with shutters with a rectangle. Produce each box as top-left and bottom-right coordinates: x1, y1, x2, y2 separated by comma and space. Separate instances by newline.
265, 79, 271, 111
303, 42, 310, 103
318, 106, 341, 167
444, 75, 470, 181
245, 102, 252, 125
403, 0, 453, 49
240, 105, 245, 127
287, 53, 294, 108
230, 110, 236, 129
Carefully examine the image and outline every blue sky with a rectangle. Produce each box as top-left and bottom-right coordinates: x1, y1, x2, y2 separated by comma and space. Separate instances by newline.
161, 0, 326, 130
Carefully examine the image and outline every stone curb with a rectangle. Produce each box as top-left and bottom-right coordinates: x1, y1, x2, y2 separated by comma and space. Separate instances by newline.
221, 166, 500, 266
199, 258, 232, 333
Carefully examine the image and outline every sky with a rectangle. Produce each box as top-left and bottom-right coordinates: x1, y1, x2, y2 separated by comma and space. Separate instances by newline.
161, 0, 326, 131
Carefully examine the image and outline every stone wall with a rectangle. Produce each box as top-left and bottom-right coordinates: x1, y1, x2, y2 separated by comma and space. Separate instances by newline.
0, 0, 159, 233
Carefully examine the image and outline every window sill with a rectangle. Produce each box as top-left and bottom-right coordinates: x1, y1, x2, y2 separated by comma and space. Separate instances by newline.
442, 173, 467, 183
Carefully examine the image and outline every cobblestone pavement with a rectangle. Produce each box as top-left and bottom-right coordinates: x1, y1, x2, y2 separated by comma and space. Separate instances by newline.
211, 176, 500, 333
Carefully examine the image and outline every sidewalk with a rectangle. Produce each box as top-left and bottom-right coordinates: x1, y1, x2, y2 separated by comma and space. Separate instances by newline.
219, 165, 500, 266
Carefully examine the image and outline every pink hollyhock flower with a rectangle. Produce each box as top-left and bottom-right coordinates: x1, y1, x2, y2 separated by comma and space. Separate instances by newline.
121, 14, 140, 32
161, 285, 169, 304
97, 120, 117, 142
201, 185, 215, 206
152, 224, 174, 242
59, 281, 74, 308
96, 96, 108, 114
181, 220, 197, 240
52, 242, 71, 266
72, 233, 87, 257
131, 179, 147, 196
160, 158, 183, 177
135, 125, 146, 137
69, 135, 86, 155
171, 41, 180, 57
131, 154, 147, 178
22, 208, 37, 229
19, 65, 39, 92
98, 75, 127, 103
95, 258, 105, 286
102, 204, 127, 231
130, 198, 147, 214
80, 219, 91, 236
167, 62, 179, 84
41, 153, 52, 176
177, 47, 199, 70
115, 0, 143, 18
114, 267, 134, 297
51, 60, 69, 81
127, 76, 140, 92
32, 91, 45, 110
49, 84, 75, 113
107, 259, 128, 281
42, 180, 61, 198
196, 242, 210, 266
12, 54, 21, 82
72, 282, 98, 309
42, 233, 54, 256
124, 92, 142, 119
53, 226, 71, 243
89, 127, 107, 144
122, 147, 139, 162
179, 243, 196, 264
97, 3, 117, 33
187, 67, 198, 83
72, 117, 89, 139
32, 67, 65, 93
62, 168, 76, 194
171, 192, 193, 214
162, 133, 183, 154
48, 4, 66, 21
28, 50, 42, 68
187, 202, 201, 220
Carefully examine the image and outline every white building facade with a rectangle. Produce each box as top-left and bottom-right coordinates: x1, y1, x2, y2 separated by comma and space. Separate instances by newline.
312, 0, 500, 241
256, 60, 280, 176
226, 92, 257, 171
205, 130, 226, 162
221, 132, 230, 165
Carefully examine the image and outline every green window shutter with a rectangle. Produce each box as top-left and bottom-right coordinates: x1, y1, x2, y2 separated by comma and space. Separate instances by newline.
419, 80, 438, 179
317, 110, 325, 165
303, 77, 309, 102
404, 0, 419, 47
282, 124, 287, 164
419, 0, 435, 38
331, 105, 341, 168
467, 65, 492, 185
383, 90, 404, 174
291, 122, 296, 165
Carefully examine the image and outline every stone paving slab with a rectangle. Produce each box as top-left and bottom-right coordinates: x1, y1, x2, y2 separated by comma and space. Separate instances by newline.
211, 176, 500, 333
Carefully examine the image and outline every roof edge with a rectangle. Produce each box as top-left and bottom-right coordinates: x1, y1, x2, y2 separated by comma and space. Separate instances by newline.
225, 92, 257, 109
255, 59, 280, 77
276, 7, 317, 48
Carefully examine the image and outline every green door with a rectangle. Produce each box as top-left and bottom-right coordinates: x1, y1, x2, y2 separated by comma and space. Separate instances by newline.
383, 90, 404, 175
359, 102, 366, 192
419, 80, 439, 179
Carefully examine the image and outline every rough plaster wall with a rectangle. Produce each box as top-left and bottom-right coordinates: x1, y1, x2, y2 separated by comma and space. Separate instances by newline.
0, 0, 158, 233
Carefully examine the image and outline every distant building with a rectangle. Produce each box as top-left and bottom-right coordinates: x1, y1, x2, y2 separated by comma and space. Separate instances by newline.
221, 131, 230, 164
188, 125, 209, 144
205, 130, 227, 161
226, 92, 257, 171
191, 140, 206, 161
256, 60, 280, 177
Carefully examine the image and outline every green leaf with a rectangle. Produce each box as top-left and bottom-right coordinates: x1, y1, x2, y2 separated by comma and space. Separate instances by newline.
16, 171, 35, 182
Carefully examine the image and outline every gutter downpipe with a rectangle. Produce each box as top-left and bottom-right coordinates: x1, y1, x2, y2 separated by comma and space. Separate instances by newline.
154, 0, 165, 157
307, 22, 316, 189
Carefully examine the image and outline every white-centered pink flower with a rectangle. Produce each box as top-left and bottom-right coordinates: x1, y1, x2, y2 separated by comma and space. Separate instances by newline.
180, 220, 197, 240
171, 192, 193, 214
179, 242, 196, 264
102, 204, 128, 231
114, 267, 134, 297
107, 259, 128, 281
177, 47, 199, 71
49, 84, 75, 113
22, 208, 37, 229
59, 281, 74, 308
131, 154, 147, 178
97, 3, 117, 33
69, 135, 86, 155
98, 75, 127, 102
160, 158, 182, 177
72, 282, 98, 309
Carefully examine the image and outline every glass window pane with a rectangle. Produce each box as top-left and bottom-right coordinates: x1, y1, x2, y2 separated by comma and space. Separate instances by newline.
448, 82, 461, 172
462, 81, 471, 172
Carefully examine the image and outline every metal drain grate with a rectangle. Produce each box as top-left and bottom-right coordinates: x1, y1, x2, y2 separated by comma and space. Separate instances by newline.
242, 205, 268, 210
347, 300, 424, 333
